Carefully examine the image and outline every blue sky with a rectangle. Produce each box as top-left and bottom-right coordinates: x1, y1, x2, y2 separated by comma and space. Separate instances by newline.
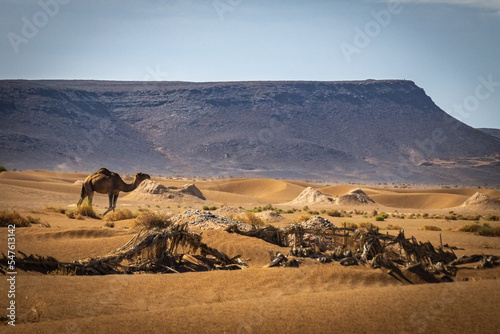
1, 0, 499, 128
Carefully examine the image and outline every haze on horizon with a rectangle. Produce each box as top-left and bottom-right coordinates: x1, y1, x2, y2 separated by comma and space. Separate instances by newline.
1, 0, 499, 129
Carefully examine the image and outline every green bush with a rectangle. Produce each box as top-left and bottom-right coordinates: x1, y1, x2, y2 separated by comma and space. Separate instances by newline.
375, 215, 385, 222
0, 165, 6, 173
202, 206, 218, 211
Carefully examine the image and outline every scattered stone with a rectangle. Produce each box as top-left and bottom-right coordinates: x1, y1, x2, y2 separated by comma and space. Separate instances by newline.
298, 216, 334, 229
171, 209, 251, 231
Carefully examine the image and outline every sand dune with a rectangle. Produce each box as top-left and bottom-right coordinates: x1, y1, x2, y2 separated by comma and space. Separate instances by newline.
1, 170, 500, 333
370, 193, 470, 210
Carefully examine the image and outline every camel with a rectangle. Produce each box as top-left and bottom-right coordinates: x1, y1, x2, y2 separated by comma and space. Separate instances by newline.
77, 168, 150, 216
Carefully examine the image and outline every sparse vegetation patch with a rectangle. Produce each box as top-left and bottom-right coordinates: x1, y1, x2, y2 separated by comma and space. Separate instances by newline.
236, 212, 266, 227
419, 225, 442, 231
105, 209, 136, 222
133, 212, 173, 229
0, 211, 42, 227
458, 221, 500, 237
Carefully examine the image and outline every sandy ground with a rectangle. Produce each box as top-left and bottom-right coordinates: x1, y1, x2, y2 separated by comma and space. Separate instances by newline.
1, 170, 500, 333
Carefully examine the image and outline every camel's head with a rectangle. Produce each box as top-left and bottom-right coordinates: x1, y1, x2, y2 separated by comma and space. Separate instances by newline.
135, 172, 151, 183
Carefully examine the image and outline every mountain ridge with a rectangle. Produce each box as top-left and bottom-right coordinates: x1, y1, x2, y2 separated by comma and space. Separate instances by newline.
1, 79, 499, 184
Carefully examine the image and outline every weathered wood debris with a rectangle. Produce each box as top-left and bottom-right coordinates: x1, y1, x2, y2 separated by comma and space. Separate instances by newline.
0, 223, 247, 275
227, 223, 499, 276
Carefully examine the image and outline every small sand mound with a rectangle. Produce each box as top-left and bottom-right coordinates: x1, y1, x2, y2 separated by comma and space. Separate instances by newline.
460, 192, 500, 209
125, 180, 205, 201
336, 188, 375, 205
138, 180, 168, 194
287, 187, 334, 205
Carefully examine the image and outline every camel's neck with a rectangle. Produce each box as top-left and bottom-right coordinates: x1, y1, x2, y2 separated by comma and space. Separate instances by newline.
119, 177, 142, 192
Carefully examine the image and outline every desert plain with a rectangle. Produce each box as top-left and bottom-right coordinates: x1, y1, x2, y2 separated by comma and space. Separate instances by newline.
1, 169, 500, 333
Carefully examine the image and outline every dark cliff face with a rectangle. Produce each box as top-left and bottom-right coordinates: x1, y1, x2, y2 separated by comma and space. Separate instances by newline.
0, 80, 499, 183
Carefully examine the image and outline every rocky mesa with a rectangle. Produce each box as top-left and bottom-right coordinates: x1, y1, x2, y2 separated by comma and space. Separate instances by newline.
1, 79, 499, 184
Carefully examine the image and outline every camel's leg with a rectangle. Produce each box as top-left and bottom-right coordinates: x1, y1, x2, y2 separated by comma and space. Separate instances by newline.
112, 194, 119, 212
102, 193, 113, 216
87, 192, 94, 207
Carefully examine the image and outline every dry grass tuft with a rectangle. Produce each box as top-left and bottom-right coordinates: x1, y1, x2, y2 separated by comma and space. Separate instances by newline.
236, 212, 266, 227
384, 224, 403, 230
0, 210, 41, 227
105, 209, 137, 222
419, 225, 442, 231
44, 205, 66, 214
358, 222, 378, 230
66, 204, 99, 219
133, 212, 173, 229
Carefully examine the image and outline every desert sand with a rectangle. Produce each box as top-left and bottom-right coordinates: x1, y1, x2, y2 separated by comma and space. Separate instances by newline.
1, 170, 500, 333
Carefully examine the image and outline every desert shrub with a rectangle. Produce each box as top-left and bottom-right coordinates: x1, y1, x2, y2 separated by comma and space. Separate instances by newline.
385, 224, 403, 230
0, 165, 6, 173
286, 209, 295, 214
445, 215, 457, 221
104, 222, 115, 228
484, 214, 499, 222
309, 210, 320, 215
327, 209, 342, 217
105, 209, 136, 221
375, 214, 386, 222
459, 222, 500, 237
459, 222, 481, 233
358, 222, 378, 230
419, 225, 442, 231
344, 222, 358, 228
263, 204, 274, 211
0, 210, 34, 227
296, 213, 311, 223
422, 213, 429, 219
202, 206, 218, 211
302, 206, 310, 212
237, 212, 266, 227
72, 204, 99, 219
476, 224, 500, 237
133, 212, 172, 229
